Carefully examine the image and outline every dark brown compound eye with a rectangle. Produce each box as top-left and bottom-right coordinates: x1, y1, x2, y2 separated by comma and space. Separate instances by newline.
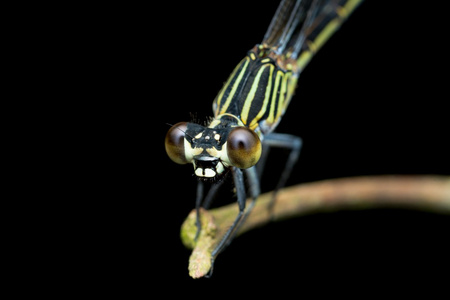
165, 122, 190, 164
226, 126, 262, 169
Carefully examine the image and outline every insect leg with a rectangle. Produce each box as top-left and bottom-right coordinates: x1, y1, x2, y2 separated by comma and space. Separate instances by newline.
195, 179, 228, 241
234, 166, 260, 238
194, 180, 204, 241
209, 167, 247, 271
202, 179, 226, 210
262, 133, 303, 215
222, 166, 261, 249
256, 142, 271, 181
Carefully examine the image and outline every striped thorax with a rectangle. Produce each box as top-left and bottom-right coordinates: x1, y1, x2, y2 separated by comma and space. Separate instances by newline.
213, 45, 299, 138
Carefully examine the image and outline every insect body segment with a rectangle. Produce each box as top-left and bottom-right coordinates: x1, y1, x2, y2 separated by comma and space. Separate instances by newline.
213, 46, 297, 137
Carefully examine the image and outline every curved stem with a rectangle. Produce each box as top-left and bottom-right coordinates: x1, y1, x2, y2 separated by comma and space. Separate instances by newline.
180, 175, 450, 278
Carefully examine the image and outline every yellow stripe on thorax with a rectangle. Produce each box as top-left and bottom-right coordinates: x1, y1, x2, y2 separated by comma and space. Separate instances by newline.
241, 64, 272, 125
266, 69, 284, 125
277, 69, 291, 119
215, 56, 250, 115
249, 64, 275, 130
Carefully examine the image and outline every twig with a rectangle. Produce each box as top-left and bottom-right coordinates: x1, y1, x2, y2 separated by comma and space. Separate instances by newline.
180, 175, 450, 278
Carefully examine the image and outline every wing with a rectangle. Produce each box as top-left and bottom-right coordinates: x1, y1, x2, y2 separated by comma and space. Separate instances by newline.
289, 0, 364, 71
262, 0, 308, 53
263, 0, 363, 71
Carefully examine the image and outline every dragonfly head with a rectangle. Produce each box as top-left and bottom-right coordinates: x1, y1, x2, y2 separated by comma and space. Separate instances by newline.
165, 122, 262, 180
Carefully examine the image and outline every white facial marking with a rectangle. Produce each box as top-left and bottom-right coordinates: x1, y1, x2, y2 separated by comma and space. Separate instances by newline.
204, 168, 216, 177
206, 147, 218, 157
216, 162, 224, 174
219, 141, 231, 166
195, 168, 203, 177
198, 155, 216, 161
184, 139, 203, 162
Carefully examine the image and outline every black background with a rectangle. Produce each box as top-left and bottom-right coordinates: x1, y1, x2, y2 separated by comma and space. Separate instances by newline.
50, 0, 449, 296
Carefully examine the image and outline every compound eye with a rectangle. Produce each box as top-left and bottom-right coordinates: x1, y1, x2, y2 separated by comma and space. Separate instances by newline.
165, 122, 189, 164
226, 127, 262, 169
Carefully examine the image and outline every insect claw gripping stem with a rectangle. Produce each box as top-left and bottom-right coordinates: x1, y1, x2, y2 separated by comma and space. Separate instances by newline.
205, 258, 215, 278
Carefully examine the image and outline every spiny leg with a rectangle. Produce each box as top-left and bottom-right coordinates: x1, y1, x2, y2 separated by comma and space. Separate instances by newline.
217, 166, 260, 251
233, 166, 260, 237
244, 166, 261, 204
262, 133, 302, 215
208, 166, 249, 277
202, 179, 226, 210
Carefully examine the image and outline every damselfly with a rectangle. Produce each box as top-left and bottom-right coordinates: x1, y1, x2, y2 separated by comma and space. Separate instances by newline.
165, 0, 363, 274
